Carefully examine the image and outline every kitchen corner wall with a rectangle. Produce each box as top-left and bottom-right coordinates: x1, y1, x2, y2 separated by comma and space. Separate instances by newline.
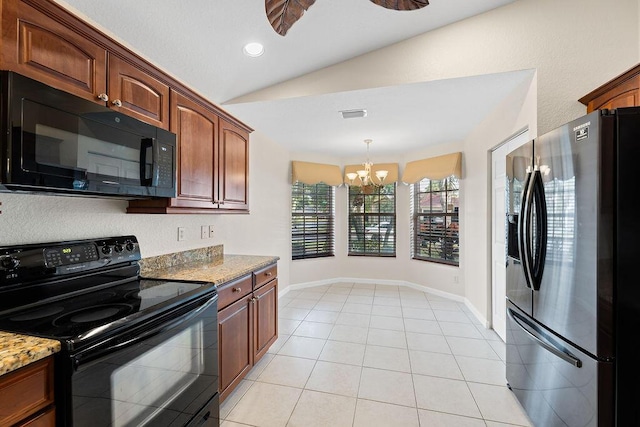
0, 131, 293, 290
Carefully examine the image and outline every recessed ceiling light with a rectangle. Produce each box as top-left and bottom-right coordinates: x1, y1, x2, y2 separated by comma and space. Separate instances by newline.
340, 109, 367, 119
243, 42, 264, 57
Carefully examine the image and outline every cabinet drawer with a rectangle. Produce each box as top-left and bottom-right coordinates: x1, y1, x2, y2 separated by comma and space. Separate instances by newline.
217, 275, 252, 310
0, 357, 54, 427
253, 264, 277, 290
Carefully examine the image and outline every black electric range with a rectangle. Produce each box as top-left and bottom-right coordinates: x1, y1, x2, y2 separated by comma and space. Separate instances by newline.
0, 236, 219, 427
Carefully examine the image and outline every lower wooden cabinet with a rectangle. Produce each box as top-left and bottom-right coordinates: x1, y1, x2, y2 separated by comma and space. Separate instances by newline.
218, 292, 253, 399
218, 264, 278, 401
0, 357, 55, 427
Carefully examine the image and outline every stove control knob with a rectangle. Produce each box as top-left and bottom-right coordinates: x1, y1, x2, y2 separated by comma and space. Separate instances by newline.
114, 244, 124, 253
125, 242, 135, 252
0, 256, 19, 270
101, 245, 113, 255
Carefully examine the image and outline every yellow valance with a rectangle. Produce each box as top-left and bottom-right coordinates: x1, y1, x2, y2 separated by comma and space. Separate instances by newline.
402, 152, 462, 183
291, 161, 343, 186
344, 163, 399, 186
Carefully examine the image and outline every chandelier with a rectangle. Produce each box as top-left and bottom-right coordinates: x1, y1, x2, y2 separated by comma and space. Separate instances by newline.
346, 139, 388, 188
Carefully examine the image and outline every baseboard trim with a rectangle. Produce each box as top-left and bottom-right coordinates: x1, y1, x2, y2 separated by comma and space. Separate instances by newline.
279, 277, 489, 327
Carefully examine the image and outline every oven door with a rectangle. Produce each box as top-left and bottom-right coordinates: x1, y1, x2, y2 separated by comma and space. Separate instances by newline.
64, 293, 218, 427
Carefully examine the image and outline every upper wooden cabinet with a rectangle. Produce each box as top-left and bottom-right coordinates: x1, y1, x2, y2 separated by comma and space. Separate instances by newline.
579, 64, 640, 113
107, 56, 170, 129
219, 119, 250, 210
0, 0, 252, 212
174, 90, 218, 205
1, 0, 108, 102
127, 92, 250, 213
1, 0, 171, 129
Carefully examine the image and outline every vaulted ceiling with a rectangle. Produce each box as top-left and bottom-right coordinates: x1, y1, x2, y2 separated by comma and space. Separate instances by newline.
58, 0, 523, 155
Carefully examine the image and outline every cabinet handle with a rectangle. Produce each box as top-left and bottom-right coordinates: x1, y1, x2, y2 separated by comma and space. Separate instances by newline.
97, 93, 109, 102
265, 272, 273, 277
232, 287, 242, 293
112, 99, 123, 107
251, 297, 257, 303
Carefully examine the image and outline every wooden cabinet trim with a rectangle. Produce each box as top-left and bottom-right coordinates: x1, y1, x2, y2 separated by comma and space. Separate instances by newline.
579, 63, 640, 109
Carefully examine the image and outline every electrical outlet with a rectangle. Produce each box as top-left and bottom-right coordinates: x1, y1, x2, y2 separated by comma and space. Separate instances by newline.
177, 227, 185, 241
201, 225, 208, 239
453, 275, 459, 284
208, 225, 214, 239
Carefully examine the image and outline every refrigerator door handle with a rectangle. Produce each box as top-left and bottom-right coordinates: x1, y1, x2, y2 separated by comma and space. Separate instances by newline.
518, 171, 534, 289
508, 307, 582, 368
531, 170, 548, 291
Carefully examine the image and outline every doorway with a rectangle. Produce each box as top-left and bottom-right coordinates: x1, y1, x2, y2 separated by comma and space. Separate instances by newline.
490, 129, 529, 341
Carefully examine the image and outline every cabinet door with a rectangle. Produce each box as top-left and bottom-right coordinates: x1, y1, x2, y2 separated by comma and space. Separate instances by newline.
253, 279, 278, 362
108, 55, 170, 129
218, 295, 253, 401
218, 119, 249, 210
171, 90, 218, 207
1, 0, 107, 104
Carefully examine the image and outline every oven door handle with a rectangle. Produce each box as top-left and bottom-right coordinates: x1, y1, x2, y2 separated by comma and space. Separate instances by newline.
72, 294, 217, 370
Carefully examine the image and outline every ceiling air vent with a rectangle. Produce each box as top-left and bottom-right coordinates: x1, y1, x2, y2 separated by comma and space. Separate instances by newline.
340, 109, 367, 119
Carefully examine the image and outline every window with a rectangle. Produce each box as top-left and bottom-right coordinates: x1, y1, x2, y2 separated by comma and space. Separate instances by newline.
412, 176, 459, 265
291, 182, 334, 259
348, 184, 396, 256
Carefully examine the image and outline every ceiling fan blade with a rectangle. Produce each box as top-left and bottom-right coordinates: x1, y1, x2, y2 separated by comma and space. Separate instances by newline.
266, 0, 317, 36
369, 0, 429, 10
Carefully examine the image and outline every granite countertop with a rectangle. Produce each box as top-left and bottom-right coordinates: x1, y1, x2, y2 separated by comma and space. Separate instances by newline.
0, 331, 61, 376
141, 254, 279, 284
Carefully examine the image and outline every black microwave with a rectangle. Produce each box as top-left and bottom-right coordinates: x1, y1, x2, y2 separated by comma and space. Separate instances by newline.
0, 71, 176, 198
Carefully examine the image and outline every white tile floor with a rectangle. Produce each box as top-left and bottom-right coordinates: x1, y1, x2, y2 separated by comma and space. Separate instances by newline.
220, 282, 533, 427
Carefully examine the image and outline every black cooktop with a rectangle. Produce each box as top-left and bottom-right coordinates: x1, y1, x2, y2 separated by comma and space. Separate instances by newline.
0, 236, 216, 351
0, 278, 211, 340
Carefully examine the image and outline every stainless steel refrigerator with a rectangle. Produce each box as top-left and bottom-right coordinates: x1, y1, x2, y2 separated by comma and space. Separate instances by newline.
505, 107, 640, 426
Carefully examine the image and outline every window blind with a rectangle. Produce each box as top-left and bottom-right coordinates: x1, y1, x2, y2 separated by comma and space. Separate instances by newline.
291, 182, 335, 260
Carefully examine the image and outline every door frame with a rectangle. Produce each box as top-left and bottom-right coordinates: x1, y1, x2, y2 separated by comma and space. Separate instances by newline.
489, 127, 529, 341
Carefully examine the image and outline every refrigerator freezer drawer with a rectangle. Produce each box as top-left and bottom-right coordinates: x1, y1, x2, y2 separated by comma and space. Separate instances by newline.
506, 303, 613, 427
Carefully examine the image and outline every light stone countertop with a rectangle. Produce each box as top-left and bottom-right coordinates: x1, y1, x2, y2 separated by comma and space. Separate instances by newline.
141, 254, 279, 284
0, 331, 61, 376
